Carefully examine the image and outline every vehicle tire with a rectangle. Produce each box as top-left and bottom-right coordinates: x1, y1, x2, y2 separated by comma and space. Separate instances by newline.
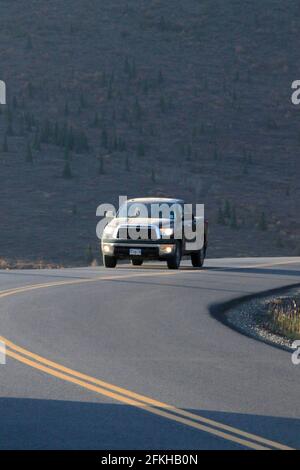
167, 242, 182, 269
191, 246, 206, 268
103, 255, 117, 268
131, 259, 143, 266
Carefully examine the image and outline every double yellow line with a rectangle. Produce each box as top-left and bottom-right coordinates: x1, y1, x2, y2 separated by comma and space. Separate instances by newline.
0, 269, 294, 450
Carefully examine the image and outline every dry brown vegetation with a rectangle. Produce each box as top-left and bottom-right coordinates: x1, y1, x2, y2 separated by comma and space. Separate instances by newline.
268, 297, 300, 340
0, 1, 299, 266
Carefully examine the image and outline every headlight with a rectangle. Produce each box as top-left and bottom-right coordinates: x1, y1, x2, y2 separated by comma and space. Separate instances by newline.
160, 227, 174, 237
102, 243, 114, 255
159, 244, 174, 255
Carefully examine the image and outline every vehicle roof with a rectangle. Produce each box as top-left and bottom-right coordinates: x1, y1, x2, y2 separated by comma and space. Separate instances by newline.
127, 197, 184, 204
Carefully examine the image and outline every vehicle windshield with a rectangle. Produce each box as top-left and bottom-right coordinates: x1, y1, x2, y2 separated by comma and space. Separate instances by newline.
117, 202, 182, 220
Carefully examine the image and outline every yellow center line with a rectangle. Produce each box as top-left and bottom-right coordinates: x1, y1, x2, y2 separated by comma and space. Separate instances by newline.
4, 347, 272, 450
238, 259, 300, 269
0, 267, 295, 450
0, 336, 292, 450
0, 270, 182, 299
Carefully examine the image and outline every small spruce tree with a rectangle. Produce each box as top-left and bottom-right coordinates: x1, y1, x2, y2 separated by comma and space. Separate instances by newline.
26, 143, 33, 163
158, 69, 164, 85
98, 155, 105, 175
85, 244, 94, 265
101, 129, 108, 149
258, 211, 267, 231
224, 200, 231, 219
62, 160, 72, 179
2, 134, 8, 152
125, 155, 130, 171
230, 206, 238, 229
217, 207, 225, 225
151, 168, 156, 183
137, 142, 145, 157
26, 35, 33, 50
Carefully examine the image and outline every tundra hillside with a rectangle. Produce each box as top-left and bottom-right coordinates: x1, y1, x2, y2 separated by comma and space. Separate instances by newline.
0, 1, 299, 267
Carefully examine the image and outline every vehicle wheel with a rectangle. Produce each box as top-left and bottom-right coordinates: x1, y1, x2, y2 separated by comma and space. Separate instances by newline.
131, 259, 143, 266
191, 247, 206, 268
167, 242, 181, 269
103, 255, 117, 268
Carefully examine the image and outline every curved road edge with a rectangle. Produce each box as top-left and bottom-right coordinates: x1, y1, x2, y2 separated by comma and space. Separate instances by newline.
209, 282, 300, 353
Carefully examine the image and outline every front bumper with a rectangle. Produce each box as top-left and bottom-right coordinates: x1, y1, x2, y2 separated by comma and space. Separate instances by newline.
101, 240, 176, 259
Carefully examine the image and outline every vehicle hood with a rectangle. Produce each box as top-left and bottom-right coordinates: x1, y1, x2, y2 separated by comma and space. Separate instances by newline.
109, 217, 174, 227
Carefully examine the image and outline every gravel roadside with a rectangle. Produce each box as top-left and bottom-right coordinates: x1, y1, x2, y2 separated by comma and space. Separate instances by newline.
226, 287, 300, 352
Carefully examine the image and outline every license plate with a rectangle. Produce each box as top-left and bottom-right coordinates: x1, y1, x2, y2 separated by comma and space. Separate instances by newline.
130, 248, 142, 256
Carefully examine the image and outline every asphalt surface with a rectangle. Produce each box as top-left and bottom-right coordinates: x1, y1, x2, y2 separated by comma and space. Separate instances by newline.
0, 257, 300, 450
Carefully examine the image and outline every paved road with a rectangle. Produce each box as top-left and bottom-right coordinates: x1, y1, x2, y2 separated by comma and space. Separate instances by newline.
0, 257, 300, 450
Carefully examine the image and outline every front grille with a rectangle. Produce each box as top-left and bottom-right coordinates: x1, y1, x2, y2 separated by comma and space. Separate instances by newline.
116, 226, 158, 241
114, 246, 159, 258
